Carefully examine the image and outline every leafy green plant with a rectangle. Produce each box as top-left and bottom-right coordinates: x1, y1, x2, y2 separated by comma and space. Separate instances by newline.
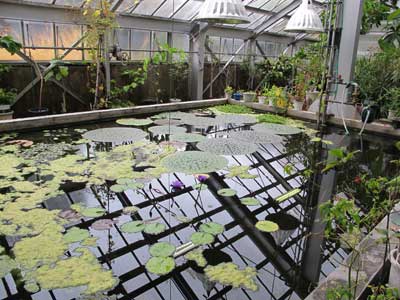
213, 104, 254, 114
224, 86, 234, 95
0, 35, 22, 55
256, 113, 288, 124
385, 87, 400, 116
0, 88, 17, 106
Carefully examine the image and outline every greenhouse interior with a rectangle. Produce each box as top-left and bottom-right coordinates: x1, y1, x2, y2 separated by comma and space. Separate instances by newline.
1, 0, 400, 299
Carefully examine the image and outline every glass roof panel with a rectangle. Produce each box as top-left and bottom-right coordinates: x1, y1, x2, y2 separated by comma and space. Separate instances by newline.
132, 0, 166, 15
176, 1, 203, 21
55, 0, 83, 6
153, 0, 187, 18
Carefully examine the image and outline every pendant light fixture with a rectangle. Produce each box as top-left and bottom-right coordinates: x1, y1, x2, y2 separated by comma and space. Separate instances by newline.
195, 0, 250, 25
285, 0, 324, 33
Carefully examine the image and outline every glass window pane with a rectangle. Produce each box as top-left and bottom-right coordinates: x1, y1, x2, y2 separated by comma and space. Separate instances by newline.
24, 21, 54, 60
56, 23, 82, 60
153, 0, 186, 18
221, 38, 233, 62
131, 29, 150, 60
133, 0, 165, 15
152, 31, 167, 51
0, 19, 23, 61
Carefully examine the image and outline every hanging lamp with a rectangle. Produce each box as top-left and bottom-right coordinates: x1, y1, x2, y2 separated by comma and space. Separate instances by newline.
195, 0, 250, 24
285, 0, 324, 33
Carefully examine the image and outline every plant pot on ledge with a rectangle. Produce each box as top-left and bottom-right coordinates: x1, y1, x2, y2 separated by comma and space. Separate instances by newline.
292, 100, 303, 111
243, 92, 256, 103
28, 107, 49, 117
0, 105, 13, 120
258, 95, 266, 104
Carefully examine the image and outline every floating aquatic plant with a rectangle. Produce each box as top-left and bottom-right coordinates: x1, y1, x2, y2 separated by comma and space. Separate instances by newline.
120, 221, 145, 233
256, 113, 288, 124
143, 222, 166, 235
174, 215, 192, 223
184, 248, 207, 267
63, 227, 90, 243
92, 219, 116, 231
153, 118, 182, 126
81, 207, 106, 218
145, 256, 175, 275
171, 180, 185, 190
116, 118, 153, 127
255, 220, 279, 232
151, 111, 191, 120
240, 197, 260, 206
83, 127, 147, 144
21, 143, 77, 163
228, 130, 283, 145
0, 255, 17, 278
149, 242, 176, 257
161, 151, 228, 174
252, 123, 302, 135
199, 222, 224, 235
34, 248, 118, 295
217, 188, 237, 197
148, 125, 186, 136
212, 104, 254, 114
194, 183, 208, 191
225, 165, 257, 179
196, 138, 258, 156
122, 206, 140, 215
169, 133, 206, 143
180, 116, 223, 127
204, 262, 258, 291
215, 114, 257, 125
190, 232, 215, 245
111, 179, 144, 193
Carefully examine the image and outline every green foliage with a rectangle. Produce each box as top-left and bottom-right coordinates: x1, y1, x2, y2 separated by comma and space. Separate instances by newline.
149, 242, 176, 257
228, 130, 283, 145
143, 222, 166, 235
240, 197, 260, 206
116, 118, 153, 127
184, 248, 207, 267
368, 285, 400, 300
213, 104, 254, 114
326, 285, 353, 300
63, 227, 90, 243
145, 257, 175, 275
214, 114, 257, 125
0, 36, 22, 55
0, 88, 17, 106
322, 148, 360, 173
83, 127, 147, 144
385, 87, 400, 115
204, 262, 258, 291
169, 133, 205, 143
44, 62, 69, 82
252, 123, 303, 135
199, 222, 225, 235
256, 113, 288, 124
148, 125, 187, 136
225, 165, 257, 180
190, 232, 215, 245
120, 221, 145, 233
256, 55, 293, 88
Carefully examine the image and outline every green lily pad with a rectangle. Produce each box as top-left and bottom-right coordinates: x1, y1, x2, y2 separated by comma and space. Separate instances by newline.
24, 281, 40, 293
120, 221, 145, 233
196, 138, 258, 156
149, 242, 176, 257
145, 256, 176, 275
190, 232, 215, 245
169, 133, 206, 143
82, 127, 147, 143
228, 130, 283, 145
194, 183, 208, 191
199, 222, 224, 235
217, 188, 237, 197
161, 151, 228, 174
110, 184, 126, 193
0, 255, 17, 277
116, 118, 153, 127
63, 227, 90, 243
81, 207, 106, 218
174, 215, 192, 223
252, 123, 302, 135
255, 220, 279, 232
215, 114, 257, 125
148, 125, 186, 136
144, 223, 166, 235
122, 206, 140, 215
240, 197, 260, 206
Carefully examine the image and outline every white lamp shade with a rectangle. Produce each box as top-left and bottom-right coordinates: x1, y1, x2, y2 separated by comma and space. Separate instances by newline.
195, 0, 250, 24
285, 0, 324, 33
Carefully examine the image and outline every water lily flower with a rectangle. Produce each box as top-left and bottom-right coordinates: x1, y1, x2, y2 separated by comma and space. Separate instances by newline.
195, 174, 209, 183
171, 180, 185, 190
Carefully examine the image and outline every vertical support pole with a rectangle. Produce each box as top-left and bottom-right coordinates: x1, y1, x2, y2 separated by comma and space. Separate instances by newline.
104, 29, 111, 101
247, 38, 256, 90
336, 0, 363, 103
190, 23, 207, 100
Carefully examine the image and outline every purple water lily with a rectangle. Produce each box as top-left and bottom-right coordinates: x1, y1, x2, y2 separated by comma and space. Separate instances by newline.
195, 174, 209, 183
171, 180, 185, 190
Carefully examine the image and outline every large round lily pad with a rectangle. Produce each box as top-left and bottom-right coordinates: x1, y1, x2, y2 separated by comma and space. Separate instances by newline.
148, 125, 187, 136
63, 227, 90, 243
144, 223, 166, 235
81, 207, 106, 218
116, 118, 153, 127
161, 151, 228, 174
228, 130, 283, 144
145, 257, 175, 275
151, 111, 191, 120
190, 232, 215, 245
181, 116, 223, 127
169, 133, 206, 143
83, 127, 147, 143
196, 138, 258, 156
255, 220, 279, 232
199, 222, 224, 235
215, 114, 257, 125
252, 123, 302, 135
121, 221, 145, 233
154, 119, 182, 126
217, 188, 237, 197
149, 242, 176, 257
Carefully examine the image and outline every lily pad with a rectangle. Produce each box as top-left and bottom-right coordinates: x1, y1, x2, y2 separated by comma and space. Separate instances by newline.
92, 219, 115, 231
196, 138, 258, 156
110, 184, 126, 193
199, 222, 224, 235
145, 256, 175, 275
169, 133, 206, 143
217, 188, 237, 197
255, 220, 279, 232
24, 281, 40, 293
120, 221, 145, 233
161, 151, 228, 174
81, 207, 106, 218
228, 130, 283, 144
252, 123, 302, 135
215, 114, 257, 125
83, 127, 147, 143
194, 183, 208, 191
181, 116, 223, 127
0, 255, 17, 277
148, 125, 186, 136
58, 209, 81, 221
122, 206, 140, 215
116, 118, 153, 127
63, 227, 90, 243
149, 242, 176, 257
240, 197, 260, 206
153, 119, 182, 126
143, 223, 166, 235
151, 111, 191, 120
190, 232, 215, 245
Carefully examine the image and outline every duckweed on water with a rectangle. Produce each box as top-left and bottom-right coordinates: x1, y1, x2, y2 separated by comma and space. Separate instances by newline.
225, 165, 257, 179
190, 232, 215, 245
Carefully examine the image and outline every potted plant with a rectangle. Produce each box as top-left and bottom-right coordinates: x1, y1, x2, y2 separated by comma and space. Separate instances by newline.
243, 91, 256, 103
0, 88, 16, 120
224, 86, 234, 99
385, 87, 400, 120
291, 82, 306, 111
